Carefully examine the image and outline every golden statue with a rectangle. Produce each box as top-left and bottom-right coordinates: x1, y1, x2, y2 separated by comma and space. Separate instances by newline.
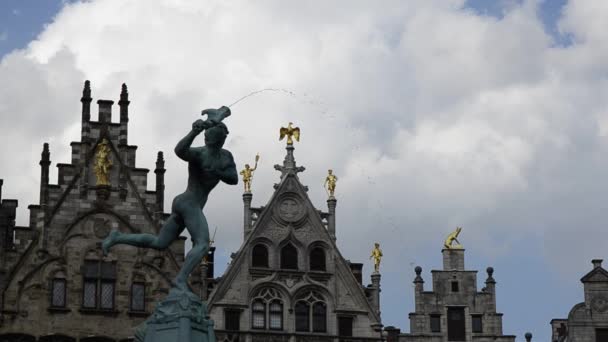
370, 242, 383, 273
94, 138, 113, 186
240, 153, 260, 193
324, 169, 338, 197
279, 122, 300, 145
444, 227, 463, 249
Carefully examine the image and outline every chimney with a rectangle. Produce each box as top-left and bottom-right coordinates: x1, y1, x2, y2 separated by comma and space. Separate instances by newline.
97, 100, 114, 123
592, 259, 603, 269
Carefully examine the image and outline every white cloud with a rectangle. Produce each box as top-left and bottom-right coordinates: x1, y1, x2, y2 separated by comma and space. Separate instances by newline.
0, 31, 7, 41
2, 0, 608, 337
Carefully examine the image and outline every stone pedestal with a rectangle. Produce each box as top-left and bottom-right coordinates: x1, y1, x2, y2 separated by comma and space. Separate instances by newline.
135, 287, 215, 342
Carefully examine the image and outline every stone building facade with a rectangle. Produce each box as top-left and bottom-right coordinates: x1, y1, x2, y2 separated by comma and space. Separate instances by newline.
207, 142, 383, 342
0, 81, 185, 341
385, 248, 515, 342
550, 260, 608, 342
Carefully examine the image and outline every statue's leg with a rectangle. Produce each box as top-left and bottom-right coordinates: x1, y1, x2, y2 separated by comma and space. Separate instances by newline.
102, 214, 184, 255
173, 208, 209, 291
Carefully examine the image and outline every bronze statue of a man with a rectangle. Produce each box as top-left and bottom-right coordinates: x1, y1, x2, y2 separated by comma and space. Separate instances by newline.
102, 106, 238, 291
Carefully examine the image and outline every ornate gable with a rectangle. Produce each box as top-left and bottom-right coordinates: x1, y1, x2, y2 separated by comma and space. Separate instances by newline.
0, 82, 183, 340
208, 138, 381, 339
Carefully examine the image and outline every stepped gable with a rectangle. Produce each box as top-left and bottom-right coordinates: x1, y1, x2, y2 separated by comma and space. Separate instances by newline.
0, 81, 185, 340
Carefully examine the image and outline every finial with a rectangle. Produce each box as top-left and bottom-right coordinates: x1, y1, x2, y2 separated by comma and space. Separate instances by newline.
42, 143, 50, 157
120, 83, 128, 100
82, 80, 91, 98
525, 332, 532, 342
275, 122, 305, 177
414, 266, 423, 283
40, 143, 50, 164
156, 151, 165, 168
486, 267, 495, 282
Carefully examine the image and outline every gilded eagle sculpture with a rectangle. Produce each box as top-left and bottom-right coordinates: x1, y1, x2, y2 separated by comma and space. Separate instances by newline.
279, 122, 300, 145
444, 227, 463, 249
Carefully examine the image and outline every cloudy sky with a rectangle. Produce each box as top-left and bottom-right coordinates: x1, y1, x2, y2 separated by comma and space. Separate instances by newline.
1, 0, 607, 340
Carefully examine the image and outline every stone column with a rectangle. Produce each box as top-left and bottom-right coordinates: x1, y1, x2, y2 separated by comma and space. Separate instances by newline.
371, 272, 382, 320
327, 197, 337, 241
484, 267, 496, 312
243, 192, 253, 239
413, 266, 424, 312
39, 143, 50, 251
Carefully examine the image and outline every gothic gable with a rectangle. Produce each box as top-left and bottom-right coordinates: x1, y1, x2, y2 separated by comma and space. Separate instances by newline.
208, 145, 380, 331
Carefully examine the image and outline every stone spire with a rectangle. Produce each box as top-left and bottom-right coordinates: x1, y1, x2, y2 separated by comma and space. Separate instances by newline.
154, 151, 166, 213
81, 80, 92, 122
119, 83, 130, 123
39, 143, 50, 207
274, 143, 305, 179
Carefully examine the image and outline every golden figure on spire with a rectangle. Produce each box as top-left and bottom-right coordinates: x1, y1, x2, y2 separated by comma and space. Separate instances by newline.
279, 122, 300, 145
370, 242, 383, 273
94, 138, 113, 186
240, 153, 260, 193
444, 227, 463, 249
324, 169, 338, 198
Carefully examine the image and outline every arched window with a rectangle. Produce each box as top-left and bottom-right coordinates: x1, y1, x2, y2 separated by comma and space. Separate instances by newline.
252, 244, 269, 268
130, 282, 146, 312
295, 291, 327, 333
309, 247, 326, 271
251, 288, 284, 331
252, 300, 266, 329
295, 301, 310, 332
280, 244, 298, 270
312, 302, 327, 332
269, 300, 283, 330
50, 271, 67, 308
